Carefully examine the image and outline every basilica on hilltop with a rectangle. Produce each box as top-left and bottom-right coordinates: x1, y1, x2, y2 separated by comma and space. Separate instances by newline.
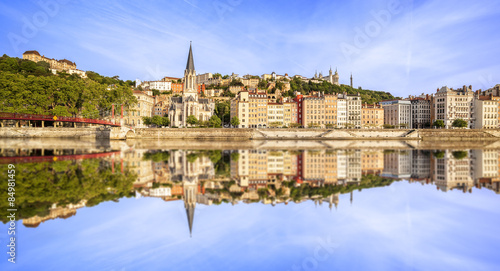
313, 66, 340, 86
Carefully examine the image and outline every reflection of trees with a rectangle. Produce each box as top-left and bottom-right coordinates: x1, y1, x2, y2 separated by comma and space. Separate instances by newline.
143, 151, 170, 162
452, 151, 468, 160
0, 159, 137, 223
433, 151, 445, 159
286, 174, 396, 202
180, 150, 229, 178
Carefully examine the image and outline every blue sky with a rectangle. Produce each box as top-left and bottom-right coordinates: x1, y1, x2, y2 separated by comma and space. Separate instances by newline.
1, 181, 500, 270
1, 0, 500, 97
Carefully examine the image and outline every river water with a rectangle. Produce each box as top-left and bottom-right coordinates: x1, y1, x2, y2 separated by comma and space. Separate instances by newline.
0, 139, 499, 271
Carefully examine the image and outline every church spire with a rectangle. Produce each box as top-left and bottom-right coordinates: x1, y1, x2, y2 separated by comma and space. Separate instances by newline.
186, 41, 195, 71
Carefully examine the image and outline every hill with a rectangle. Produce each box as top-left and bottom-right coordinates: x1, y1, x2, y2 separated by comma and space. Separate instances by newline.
0, 54, 137, 118
284, 77, 397, 104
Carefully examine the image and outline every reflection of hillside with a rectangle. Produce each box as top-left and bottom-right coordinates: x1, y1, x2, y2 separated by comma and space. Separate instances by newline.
23, 200, 87, 228
0, 158, 137, 224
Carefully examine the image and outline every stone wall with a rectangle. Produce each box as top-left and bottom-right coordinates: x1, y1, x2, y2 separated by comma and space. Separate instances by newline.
2, 127, 500, 141
135, 128, 254, 140
0, 127, 113, 139
418, 129, 498, 141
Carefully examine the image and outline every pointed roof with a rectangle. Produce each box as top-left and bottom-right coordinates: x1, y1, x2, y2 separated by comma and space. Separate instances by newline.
186, 42, 195, 71
186, 204, 195, 237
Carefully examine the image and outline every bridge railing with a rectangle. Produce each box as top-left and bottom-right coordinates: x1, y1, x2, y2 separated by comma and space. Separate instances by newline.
0, 112, 120, 126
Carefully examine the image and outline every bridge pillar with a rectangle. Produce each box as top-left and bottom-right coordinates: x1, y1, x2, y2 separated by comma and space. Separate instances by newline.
15, 121, 19, 127
74, 122, 77, 128
41, 121, 44, 127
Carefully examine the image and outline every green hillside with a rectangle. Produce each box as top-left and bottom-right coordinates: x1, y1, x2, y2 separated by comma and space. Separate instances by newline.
0, 54, 136, 118
285, 77, 396, 104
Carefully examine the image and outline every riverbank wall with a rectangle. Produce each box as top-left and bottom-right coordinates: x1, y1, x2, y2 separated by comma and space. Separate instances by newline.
2, 127, 500, 141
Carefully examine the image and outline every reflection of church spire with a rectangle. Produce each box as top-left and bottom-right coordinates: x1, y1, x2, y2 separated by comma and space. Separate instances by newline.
350, 191, 353, 205
185, 202, 195, 237
183, 180, 197, 237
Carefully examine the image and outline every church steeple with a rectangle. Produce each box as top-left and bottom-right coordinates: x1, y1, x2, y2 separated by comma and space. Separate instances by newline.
186, 41, 195, 71
183, 42, 197, 95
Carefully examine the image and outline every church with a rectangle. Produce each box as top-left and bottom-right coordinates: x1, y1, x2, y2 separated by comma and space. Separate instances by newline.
169, 43, 214, 127
313, 67, 340, 86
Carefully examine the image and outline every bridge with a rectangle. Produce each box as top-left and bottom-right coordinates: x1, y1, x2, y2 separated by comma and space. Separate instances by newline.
0, 112, 121, 127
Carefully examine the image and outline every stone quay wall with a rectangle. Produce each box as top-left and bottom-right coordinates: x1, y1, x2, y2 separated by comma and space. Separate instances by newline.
2, 127, 500, 141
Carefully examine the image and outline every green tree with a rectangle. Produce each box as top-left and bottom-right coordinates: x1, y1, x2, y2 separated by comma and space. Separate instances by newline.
187, 115, 198, 126
258, 79, 268, 89
433, 151, 445, 159
229, 79, 244, 86
151, 115, 165, 127
208, 115, 222, 128
143, 151, 171, 162
214, 100, 231, 124
432, 120, 445, 128
452, 151, 468, 160
151, 89, 161, 96
308, 122, 320, 128
142, 116, 152, 126
269, 121, 282, 128
231, 116, 240, 127
231, 152, 240, 162
452, 119, 467, 128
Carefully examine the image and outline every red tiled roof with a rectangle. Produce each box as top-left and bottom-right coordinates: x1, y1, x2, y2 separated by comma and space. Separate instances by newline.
23, 50, 40, 56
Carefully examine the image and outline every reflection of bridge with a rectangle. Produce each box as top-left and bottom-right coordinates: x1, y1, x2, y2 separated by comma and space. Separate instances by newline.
0, 151, 121, 164
0, 112, 120, 127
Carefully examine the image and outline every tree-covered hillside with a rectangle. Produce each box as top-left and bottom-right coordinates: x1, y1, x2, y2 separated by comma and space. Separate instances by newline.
0, 54, 136, 118
283, 77, 396, 104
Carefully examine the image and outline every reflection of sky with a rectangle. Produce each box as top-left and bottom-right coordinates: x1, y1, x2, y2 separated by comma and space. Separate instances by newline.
1, 181, 500, 271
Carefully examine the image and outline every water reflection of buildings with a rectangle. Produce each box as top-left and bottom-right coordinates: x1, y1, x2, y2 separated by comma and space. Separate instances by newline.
84, 147, 500, 235
13, 146, 500, 230
131, 148, 500, 206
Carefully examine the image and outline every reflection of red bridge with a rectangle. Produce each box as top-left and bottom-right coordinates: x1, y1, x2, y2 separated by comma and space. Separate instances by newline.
0, 151, 120, 164
0, 112, 120, 127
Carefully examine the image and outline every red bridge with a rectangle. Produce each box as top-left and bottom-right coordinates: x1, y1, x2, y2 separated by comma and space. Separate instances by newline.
0, 112, 120, 127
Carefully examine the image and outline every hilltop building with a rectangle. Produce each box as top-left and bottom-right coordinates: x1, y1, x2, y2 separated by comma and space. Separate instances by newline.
22, 50, 86, 78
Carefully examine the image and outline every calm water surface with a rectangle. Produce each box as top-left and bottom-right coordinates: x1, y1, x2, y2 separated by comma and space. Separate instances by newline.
0, 139, 499, 271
